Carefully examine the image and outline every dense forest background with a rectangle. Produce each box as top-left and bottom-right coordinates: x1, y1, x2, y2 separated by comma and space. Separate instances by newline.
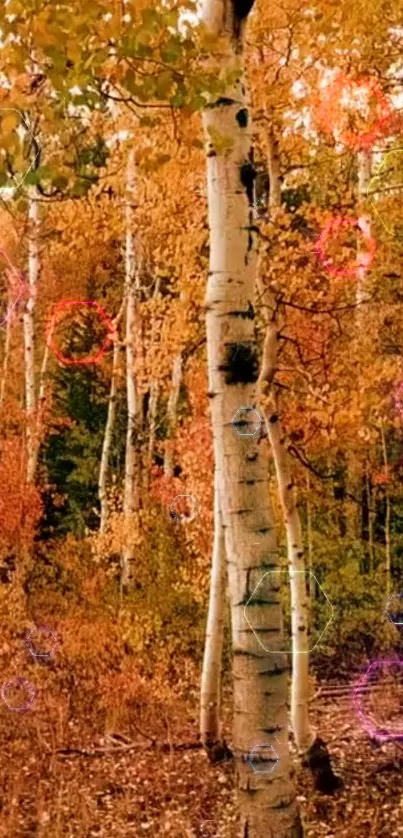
0, 0, 402, 835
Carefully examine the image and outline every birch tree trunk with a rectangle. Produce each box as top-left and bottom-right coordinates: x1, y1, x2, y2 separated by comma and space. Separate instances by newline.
380, 421, 391, 599
99, 305, 124, 533
122, 149, 141, 589
0, 311, 11, 408
23, 192, 39, 484
202, 2, 302, 834
200, 468, 227, 756
164, 351, 183, 477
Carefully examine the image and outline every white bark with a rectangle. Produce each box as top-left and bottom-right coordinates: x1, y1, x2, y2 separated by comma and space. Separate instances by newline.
99, 304, 124, 533
164, 351, 183, 477
200, 469, 226, 748
380, 421, 391, 599
0, 311, 11, 407
122, 149, 141, 588
356, 150, 372, 316
202, 1, 302, 834
23, 192, 39, 484
258, 322, 314, 754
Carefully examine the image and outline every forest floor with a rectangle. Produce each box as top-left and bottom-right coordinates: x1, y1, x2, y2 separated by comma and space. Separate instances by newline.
1, 680, 403, 838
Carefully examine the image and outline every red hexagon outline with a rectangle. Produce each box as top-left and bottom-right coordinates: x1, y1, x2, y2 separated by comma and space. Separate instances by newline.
244, 569, 334, 654
352, 659, 403, 740
46, 300, 116, 366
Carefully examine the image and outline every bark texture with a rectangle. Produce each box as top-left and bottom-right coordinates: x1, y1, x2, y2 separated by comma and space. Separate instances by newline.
200, 469, 227, 756
23, 193, 39, 484
99, 304, 124, 533
122, 149, 141, 589
202, 1, 302, 834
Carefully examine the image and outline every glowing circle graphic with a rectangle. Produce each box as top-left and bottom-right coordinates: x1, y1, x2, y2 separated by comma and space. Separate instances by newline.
315, 74, 392, 150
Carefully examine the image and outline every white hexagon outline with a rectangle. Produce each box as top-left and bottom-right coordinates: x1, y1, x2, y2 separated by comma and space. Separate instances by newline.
247, 742, 279, 775
169, 493, 198, 524
231, 405, 262, 437
384, 593, 403, 626
25, 624, 60, 659
244, 569, 334, 654
0, 108, 41, 191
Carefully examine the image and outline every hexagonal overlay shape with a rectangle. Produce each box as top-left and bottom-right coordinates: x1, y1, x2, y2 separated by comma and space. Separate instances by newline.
46, 300, 116, 366
169, 494, 198, 523
248, 743, 279, 775
0, 108, 41, 191
1, 677, 36, 712
0, 246, 27, 328
385, 593, 403, 627
352, 659, 403, 740
25, 625, 60, 659
231, 406, 262, 437
244, 569, 333, 654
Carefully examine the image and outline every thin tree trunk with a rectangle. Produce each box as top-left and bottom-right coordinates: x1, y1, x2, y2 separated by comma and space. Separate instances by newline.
23, 192, 39, 484
202, 1, 302, 834
164, 352, 183, 477
0, 312, 11, 407
306, 474, 315, 602
200, 468, 227, 757
122, 149, 141, 589
29, 330, 52, 480
366, 466, 375, 571
99, 304, 124, 533
267, 128, 282, 212
380, 421, 391, 599
356, 149, 372, 318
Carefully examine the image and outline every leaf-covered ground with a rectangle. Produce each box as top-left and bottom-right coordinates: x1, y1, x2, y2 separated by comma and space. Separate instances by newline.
1, 683, 403, 838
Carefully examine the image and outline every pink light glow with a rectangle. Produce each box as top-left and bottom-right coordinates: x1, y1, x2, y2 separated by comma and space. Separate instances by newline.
46, 300, 116, 367
315, 216, 376, 278
315, 74, 392, 151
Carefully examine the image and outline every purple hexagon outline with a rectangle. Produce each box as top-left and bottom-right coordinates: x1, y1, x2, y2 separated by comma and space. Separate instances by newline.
244, 569, 334, 654
352, 659, 403, 741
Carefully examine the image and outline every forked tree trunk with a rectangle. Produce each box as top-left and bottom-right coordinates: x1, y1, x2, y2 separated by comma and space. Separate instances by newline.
99, 305, 124, 533
122, 149, 141, 589
259, 322, 341, 795
202, 1, 302, 835
200, 469, 227, 757
23, 192, 39, 484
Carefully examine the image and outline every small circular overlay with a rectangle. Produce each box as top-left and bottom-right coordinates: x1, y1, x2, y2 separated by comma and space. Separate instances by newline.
1, 677, 36, 712
231, 406, 262, 437
46, 300, 116, 366
244, 569, 333, 654
169, 494, 198, 523
25, 624, 60, 659
352, 659, 403, 740
314, 74, 392, 150
247, 742, 279, 775
315, 216, 376, 279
